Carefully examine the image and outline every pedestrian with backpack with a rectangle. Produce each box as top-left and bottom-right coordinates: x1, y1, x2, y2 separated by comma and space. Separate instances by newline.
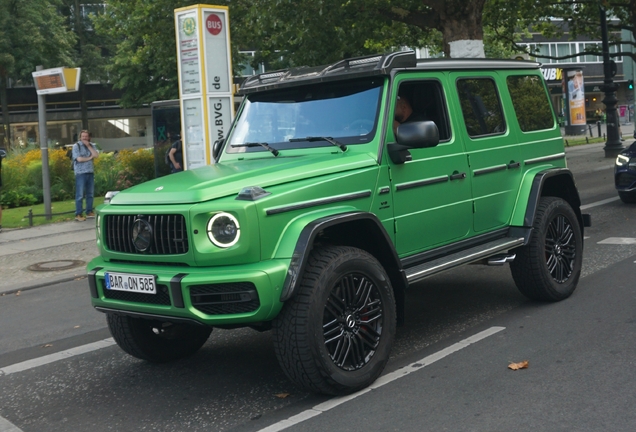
72, 130, 99, 221
167, 133, 183, 173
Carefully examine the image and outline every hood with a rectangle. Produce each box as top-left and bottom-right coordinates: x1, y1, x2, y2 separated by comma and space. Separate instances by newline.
110, 152, 377, 205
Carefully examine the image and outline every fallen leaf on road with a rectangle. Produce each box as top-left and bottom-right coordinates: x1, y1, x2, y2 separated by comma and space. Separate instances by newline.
43, 344, 53, 348
508, 360, 529, 370
15, 291, 21, 296
74, 325, 81, 329
275, 393, 290, 399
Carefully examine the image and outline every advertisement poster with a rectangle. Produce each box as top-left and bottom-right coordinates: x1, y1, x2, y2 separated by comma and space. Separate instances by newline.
567, 70, 586, 126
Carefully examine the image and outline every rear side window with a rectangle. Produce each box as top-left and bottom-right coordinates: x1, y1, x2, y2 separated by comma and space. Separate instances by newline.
507, 75, 555, 132
457, 78, 505, 138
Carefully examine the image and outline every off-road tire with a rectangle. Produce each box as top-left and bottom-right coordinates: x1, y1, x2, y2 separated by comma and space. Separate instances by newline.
510, 197, 583, 301
272, 246, 396, 395
618, 190, 636, 204
107, 313, 212, 363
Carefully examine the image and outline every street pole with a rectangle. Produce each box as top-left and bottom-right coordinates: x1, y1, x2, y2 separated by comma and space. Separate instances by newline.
600, 5, 624, 157
36, 65, 52, 220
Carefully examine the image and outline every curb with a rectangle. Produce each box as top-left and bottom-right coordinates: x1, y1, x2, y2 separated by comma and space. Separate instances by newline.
0, 273, 88, 296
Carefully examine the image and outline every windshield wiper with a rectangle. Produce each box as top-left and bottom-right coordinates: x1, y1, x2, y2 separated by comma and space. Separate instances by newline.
231, 142, 279, 156
289, 136, 347, 152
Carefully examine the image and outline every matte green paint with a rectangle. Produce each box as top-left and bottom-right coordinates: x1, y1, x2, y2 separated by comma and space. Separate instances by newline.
90, 63, 572, 328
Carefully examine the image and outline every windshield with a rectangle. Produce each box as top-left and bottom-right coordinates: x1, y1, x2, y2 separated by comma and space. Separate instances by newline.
227, 77, 383, 154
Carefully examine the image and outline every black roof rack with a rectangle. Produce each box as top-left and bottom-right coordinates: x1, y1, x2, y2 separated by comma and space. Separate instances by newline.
238, 51, 542, 95
239, 51, 417, 94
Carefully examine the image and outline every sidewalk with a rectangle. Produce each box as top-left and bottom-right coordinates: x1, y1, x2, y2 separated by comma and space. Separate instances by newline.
0, 220, 98, 295
0, 136, 631, 296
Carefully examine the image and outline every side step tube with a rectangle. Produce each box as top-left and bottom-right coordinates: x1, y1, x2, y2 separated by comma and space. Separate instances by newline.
487, 254, 516, 266
405, 237, 524, 284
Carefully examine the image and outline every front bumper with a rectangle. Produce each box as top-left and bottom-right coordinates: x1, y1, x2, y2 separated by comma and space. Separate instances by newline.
87, 257, 290, 326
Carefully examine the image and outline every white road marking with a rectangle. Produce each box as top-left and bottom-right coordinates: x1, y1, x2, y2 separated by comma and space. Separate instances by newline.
0, 338, 115, 376
257, 326, 506, 432
580, 196, 620, 210
597, 237, 636, 245
0, 416, 23, 432
592, 165, 614, 172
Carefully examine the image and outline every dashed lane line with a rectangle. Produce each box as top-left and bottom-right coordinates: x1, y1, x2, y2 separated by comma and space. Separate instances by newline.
0, 338, 115, 376
257, 326, 506, 432
580, 196, 620, 210
597, 237, 636, 245
0, 416, 23, 432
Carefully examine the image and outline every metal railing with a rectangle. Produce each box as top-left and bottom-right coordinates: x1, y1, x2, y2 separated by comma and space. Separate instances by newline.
24, 209, 76, 227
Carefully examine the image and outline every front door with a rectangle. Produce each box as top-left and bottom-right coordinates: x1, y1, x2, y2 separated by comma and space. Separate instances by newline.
388, 76, 473, 257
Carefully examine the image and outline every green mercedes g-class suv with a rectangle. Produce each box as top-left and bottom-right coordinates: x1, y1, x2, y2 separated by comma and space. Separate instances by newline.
88, 51, 590, 395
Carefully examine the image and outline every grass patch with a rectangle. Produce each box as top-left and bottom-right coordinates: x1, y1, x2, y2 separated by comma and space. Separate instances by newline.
1, 197, 105, 229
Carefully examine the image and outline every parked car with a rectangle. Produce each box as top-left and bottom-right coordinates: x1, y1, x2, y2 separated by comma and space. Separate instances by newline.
87, 51, 590, 395
615, 142, 636, 203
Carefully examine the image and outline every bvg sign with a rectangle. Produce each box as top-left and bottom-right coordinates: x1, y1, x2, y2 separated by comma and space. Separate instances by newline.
542, 67, 563, 82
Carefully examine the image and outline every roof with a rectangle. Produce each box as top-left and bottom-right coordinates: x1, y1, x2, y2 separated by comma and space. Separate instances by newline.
238, 51, 542, 95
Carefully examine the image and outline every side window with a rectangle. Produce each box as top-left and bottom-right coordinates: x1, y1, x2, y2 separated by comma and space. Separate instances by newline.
394, 80, 451, 141
457, 78, 505, 138
507, 75, 555, 132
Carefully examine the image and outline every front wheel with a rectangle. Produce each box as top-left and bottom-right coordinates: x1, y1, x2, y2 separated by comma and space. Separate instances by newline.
273, 246, 396, 395
510, 197, 583, 301
107, 313, 212, 363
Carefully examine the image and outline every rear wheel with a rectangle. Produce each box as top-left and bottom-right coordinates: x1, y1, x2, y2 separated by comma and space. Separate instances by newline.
107, 313, 212, 363
273, 246, 396, 395
510, 197, 583, 301
618, 190, 636, 204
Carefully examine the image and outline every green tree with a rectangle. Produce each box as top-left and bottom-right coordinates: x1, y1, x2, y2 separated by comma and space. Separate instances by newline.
59, 0, 112, 130
244, 0, 487, 67
93, 0, 253, 107
484, 0, 636, 62
0, 0, 76, 147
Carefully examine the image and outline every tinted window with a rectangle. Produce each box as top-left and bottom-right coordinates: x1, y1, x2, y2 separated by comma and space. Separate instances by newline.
507, 75, 555, 132
457, 78, 505, 138
395, 80, 451, 141
227, 78, 382, 154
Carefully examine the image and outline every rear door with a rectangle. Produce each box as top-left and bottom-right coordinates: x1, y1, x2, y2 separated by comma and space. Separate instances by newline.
449, 72, 523, 233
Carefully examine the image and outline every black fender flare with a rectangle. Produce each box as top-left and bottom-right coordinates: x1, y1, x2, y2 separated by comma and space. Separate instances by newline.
279, 211, 406, 303
523, 168, 589, 239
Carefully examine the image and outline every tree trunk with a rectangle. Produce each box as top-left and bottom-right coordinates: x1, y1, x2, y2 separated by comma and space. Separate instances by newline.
0, 75, 10, 148
384, 0, 487, 58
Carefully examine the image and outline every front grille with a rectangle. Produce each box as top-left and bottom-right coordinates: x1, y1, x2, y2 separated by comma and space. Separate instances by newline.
102, 281, 172, 305
616, 172, 636, 188
104, 214, 189, 255
190, 282, 260, 315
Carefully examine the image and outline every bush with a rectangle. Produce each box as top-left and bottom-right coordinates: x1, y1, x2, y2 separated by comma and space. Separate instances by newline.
1, 146, 159, 205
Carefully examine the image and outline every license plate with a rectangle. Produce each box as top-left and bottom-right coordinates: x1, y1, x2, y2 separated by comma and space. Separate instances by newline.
105, 272, 156, 294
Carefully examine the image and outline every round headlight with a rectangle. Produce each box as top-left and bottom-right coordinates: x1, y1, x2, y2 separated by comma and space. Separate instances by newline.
207, 212, 240, 247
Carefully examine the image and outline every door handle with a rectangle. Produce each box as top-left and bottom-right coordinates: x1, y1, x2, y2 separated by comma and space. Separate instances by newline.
450, 172, 467, 180
507, 161, 521, 169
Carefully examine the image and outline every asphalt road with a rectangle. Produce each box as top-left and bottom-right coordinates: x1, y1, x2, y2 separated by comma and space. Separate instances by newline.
1, 143, 636, 432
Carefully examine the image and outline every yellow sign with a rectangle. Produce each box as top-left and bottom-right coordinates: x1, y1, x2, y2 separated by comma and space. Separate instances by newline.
32, 67, 81, 95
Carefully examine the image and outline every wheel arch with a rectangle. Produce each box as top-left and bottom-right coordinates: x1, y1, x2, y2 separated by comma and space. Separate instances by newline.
279, 212, 407, 323
514, 168, 587, 239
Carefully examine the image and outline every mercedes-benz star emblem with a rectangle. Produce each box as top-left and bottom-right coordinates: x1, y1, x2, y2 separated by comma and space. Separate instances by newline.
132, 219, 153, 252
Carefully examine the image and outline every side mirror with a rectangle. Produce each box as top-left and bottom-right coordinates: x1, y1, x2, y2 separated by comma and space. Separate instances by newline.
212, 138, 225, 161
396, 120, 439, 148
388, 121, 439, 164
